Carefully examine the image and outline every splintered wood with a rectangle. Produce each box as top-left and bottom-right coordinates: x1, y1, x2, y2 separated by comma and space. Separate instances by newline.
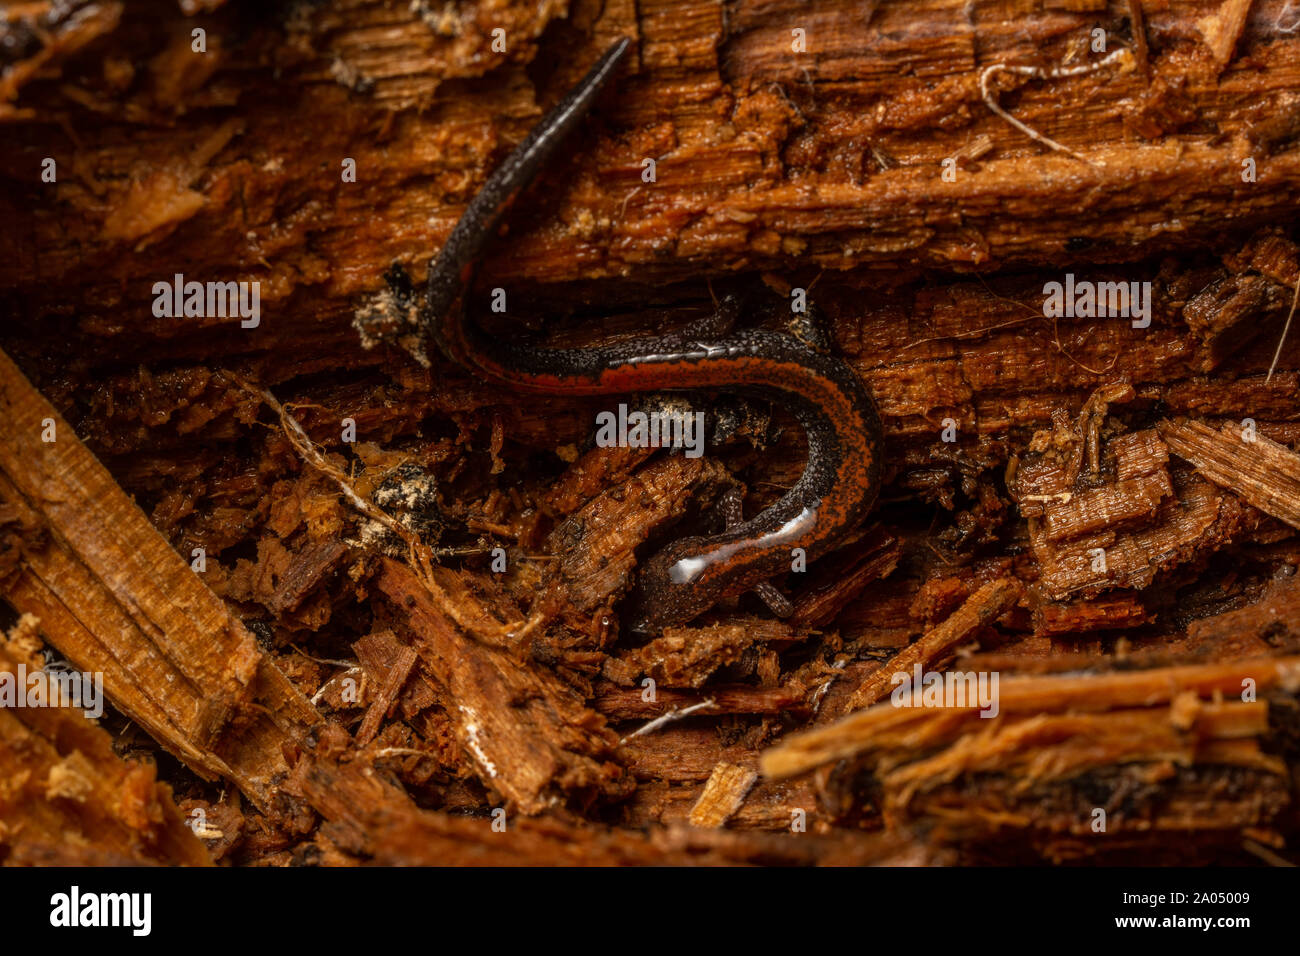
6, 2, 1300, 305
0, 347, 321, 812
839, 578, 1021, 714
1198, 0, 1256, 67
0, 627, 211, 866
372, 558, 630, 813
689, 763, 759, 828
1159, 419, 1300, 530
1008, 405, 1256, 617
2, 0, 1300, 867
1183, 231, 1299, 371
764, 656, 1300, 774
762, 657, 1300, 853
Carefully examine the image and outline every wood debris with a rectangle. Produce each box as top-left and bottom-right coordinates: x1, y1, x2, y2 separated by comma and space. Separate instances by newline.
1183, 231, 1299, 371
1010, 412, 1253, 604
1159, 419, 1300, 530
764, 657, 1300, 777
1197, 0, 1256, 67
1, 0, 1299, 867
763, 657, 1300, 857
0, 347, 321, 813
372, 558, 632, 812
689, 762, 759, 828
0, 628, 211, 866
838, 578, 1021, 714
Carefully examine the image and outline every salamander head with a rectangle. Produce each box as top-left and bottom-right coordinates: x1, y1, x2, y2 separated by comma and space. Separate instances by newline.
625, 537, 721, 636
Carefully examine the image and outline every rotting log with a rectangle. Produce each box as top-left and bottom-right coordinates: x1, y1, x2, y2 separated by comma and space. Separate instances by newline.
0, 345, 322, 815
0, 622, 213, 866
4, 0, 1300, 316
1, 0, 1299, 866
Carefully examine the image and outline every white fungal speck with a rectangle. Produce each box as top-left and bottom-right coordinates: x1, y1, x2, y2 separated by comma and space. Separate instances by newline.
459, 705, 497, 778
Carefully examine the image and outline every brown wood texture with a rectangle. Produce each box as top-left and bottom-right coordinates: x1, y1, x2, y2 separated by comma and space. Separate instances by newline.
1, 0, 1300, 866
0, 622, 213, 866
0, 346, 322, 813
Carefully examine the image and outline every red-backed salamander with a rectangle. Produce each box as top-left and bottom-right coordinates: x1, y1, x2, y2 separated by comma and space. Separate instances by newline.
422, 37, 884, 633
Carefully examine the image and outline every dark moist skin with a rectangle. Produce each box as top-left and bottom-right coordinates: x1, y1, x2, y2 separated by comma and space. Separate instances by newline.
422, 37, 884, 633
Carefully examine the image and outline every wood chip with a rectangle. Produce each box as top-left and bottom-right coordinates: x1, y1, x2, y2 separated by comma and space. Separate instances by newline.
839, 577, 1021, 714
0, 347, 321, 813
1197, 0, 1255, 67
689, 762, 759, 828
0, 637, 212, 866
763, 655, 1300, 780
373, 558, 630, 812
1159, 418, 1300, 530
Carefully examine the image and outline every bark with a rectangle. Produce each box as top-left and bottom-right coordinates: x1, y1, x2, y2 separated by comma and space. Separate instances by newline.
1, 0, 1299, 865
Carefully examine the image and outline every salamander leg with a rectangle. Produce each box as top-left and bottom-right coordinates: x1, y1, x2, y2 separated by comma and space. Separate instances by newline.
717, 484, 745, 527
738, 284, 832, 354
785, 300, 833, 355
684, 290, 742, 340
753, 580, 794, 618
717, 486, 794, 619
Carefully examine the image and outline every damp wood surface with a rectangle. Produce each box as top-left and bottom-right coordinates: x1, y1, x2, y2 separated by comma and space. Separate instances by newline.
1, 0, 1299, 866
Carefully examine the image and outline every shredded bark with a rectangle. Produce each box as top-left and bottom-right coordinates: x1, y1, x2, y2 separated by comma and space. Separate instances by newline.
2, 0, 1299, 866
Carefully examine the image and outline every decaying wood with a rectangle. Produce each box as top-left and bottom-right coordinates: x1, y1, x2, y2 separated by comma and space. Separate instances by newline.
762, 655, 1300, 779
2, 0, 1299, 866
1197, 0, 1256, 67
1159, 418, 1300, 530
5, 0, 1300, 323
1181, 231, 1299, 371
593, 682, 808, 720
762, 653, 1300, 853
838, 577, 1021, 714
0, 346, 321, 813
290, 723, 940, 865
354, 642, 416, 747
1186, 573, 1300, 657
0, 624, 211, 866
373, 557, 631, 813
688, 762, 759, 828
610, 618, 800, 690
1009, 412, 1258, 605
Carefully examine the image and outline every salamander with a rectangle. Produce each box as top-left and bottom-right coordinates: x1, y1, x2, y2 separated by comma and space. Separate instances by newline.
421, 37, 884, 633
